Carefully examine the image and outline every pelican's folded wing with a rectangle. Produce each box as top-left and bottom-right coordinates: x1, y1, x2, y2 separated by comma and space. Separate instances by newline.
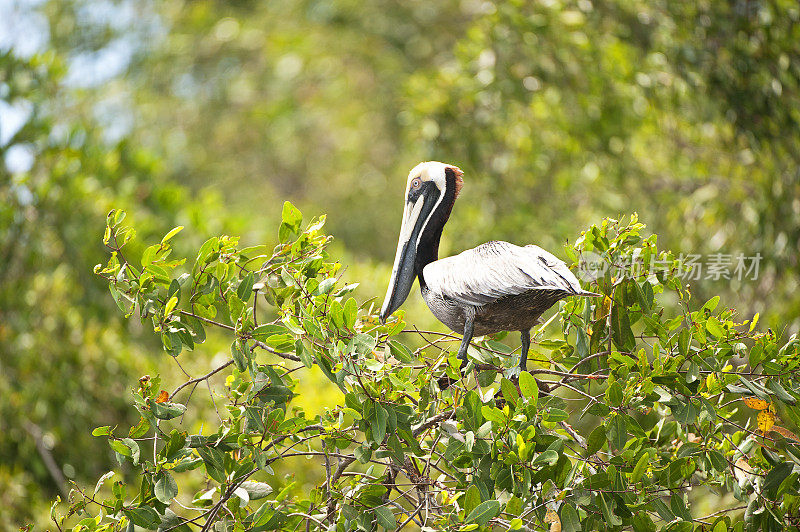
422, 240, 589, 307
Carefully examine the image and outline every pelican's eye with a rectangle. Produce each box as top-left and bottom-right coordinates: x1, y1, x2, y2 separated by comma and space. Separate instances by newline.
410, 177, 422, 190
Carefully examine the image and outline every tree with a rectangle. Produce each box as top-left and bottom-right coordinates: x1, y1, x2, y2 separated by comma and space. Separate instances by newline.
54, 205, 800, 531
0, 48, 174, 527
0, 46, 245, 529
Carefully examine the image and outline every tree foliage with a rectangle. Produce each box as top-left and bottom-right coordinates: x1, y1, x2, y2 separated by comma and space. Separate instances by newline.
4, 0, 800, 528
53, 206, 800, 531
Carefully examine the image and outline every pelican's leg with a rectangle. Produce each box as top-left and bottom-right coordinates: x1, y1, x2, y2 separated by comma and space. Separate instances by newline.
456, 310, 476, 365
520, 329, 530, 372
438, 310, 475, 390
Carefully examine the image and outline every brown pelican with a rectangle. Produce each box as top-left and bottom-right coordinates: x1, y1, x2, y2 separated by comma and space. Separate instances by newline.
379, 162, 599, 382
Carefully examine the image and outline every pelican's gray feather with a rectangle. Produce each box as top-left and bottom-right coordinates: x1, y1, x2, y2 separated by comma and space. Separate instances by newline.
422, 240, 588, 307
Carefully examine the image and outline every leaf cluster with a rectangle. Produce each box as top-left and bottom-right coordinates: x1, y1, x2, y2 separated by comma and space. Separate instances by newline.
53, 208, 800, 531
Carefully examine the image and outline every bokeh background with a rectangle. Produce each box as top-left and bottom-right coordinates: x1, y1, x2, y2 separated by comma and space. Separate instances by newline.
1, 0, 799, 527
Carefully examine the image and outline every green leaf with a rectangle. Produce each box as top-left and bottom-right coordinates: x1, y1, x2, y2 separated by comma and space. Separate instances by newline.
329, 299, 343, 328
231, 340, 249, 372
630, 452, 649, 482
586, 425, 606, 456
198, 446, 227, 483
237, 271, 255, 302
159, 509, 190, 532
354, 444, 372, 464
124, 507, 161, 530
372, 403, 387, 444
109, 439, 131, 457
128, 416, 150, 438
763, 461, 793, 497
518, 371, 538, 408
386, 434, 405, 463
607, 415, 627, 451
161, 226, 184, 245
709, 450, 727, 472
228, 293, 246, 321
296, 340, 314, 368
738, 376, 769, 400
504, 495, 522, 517
151, 400, 187, 420
670, 494, 691, 522
576, 327, 589, 360
543, 408, 569, 422
241, 481, 274, 500
252, 324, 287, 340
281, 201, 303, 230
343, 297, 358, 329
611, 301, 635, 351
109, 283, 127, 312
92, 426, 112, 437
561, 504, 582, 532
702, 295, 720, 313
466, 500, 500, 526
711, 518, 729, 532
500, 378, 519, 407
118, 438, 140, 465
606, 381, 623, 407
316, 277, 337, 294
706, 316, 725, 338
597, 493, 622, 526
464, 485, 481, 516
155, 472, 178, 503
278, 222, 293, 243
634, 281, 652, 315
141, 244, 158, 267
375, 506, 396, 530
162, 430, 187, 458
481, 405, 506, 424
350, 333, 377, 356
584, 472, 610, 490
650, 497, 674, 522
767, 379, 796, 405
533, 450, 559, 466
632, 512, 656, 532
387, 340, 414, 363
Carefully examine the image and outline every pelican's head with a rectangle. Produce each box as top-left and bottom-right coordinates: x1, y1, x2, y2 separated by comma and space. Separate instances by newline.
379, 161, 463, 323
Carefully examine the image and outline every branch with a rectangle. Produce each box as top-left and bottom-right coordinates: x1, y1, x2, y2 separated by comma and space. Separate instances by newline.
413, 409, 455, 437
252, 339, 301, 362
24, 421, 68, 497
170, 360, 233, 400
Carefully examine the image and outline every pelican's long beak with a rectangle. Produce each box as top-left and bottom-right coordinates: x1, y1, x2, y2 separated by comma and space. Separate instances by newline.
379, 196, 428, 323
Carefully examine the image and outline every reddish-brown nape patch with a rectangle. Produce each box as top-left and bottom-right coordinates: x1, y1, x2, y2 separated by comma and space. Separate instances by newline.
449, 165, 464, 198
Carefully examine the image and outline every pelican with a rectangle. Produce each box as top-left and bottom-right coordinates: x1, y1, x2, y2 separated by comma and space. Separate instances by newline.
379, 161, 599, 383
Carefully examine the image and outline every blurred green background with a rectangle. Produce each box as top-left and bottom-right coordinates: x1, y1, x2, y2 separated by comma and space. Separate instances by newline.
1, 0, 799, 527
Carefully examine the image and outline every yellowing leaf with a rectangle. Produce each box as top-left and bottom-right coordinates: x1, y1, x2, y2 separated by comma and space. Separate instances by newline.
757, 409, 775, 433
544, 508, 561, 532
156, 390, 169, 403
164, 295, 178, 317
770, 425, 800, 442
595, 296, 612, 320
749, 312, 759, 332
743, 396, 770, 410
